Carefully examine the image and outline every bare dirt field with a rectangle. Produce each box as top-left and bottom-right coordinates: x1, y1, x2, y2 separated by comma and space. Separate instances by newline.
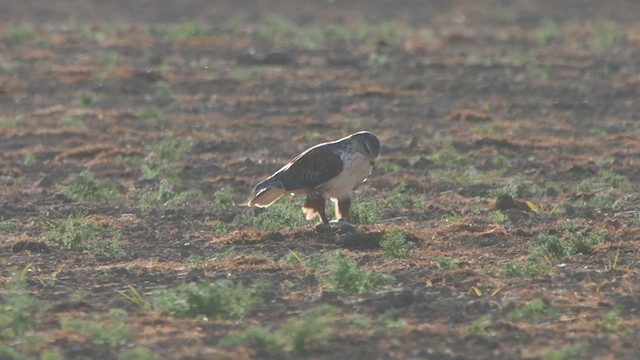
1, 0, 640, 359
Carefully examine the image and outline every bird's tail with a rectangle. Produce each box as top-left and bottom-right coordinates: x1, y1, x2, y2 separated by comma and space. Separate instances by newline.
248, 178, 286, 207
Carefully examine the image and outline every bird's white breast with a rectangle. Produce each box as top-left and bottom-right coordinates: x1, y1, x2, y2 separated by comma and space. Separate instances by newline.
322, 151, 372, 199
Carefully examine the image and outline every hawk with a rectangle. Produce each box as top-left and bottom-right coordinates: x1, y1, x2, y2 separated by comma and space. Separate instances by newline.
248, 131, 380, 231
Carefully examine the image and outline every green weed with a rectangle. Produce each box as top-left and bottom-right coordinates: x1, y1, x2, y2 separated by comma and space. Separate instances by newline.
58, 170, 119, 202
45, 213, 125, 257
368, 52, 391, 67
135, 107, 166, 123
500, 261, 552, 278
4, 26, 38, 44
138, 179, 202, 210
489, 210, 510, 225
349, 195, 381, 225
384, 184, 426, 209
150, 280, 265, 319
0, 116, 23, 128
119, 347, 160, 360
72, 91, 101, 107
235, 197, 308, 231
588, 21, 618, 49
61, 309, 129, 347
229, 67, 261, 81
507, 298, 556, 322
432, 139, 469, 167
380, 228, 416, 260
164, 21, 208, 40
313, 250, 394, 294
543, 343, 585, 360
468, 314, 493, 337
536, 19, 561, 45
601, 306, 626, 334
435, 256, 461, 271
212, 186, 235, 212
0, 269, 45, 340
223, 306, 338, 354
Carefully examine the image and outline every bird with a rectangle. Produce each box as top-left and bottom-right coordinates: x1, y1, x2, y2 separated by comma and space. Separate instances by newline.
248, 131, 380, 231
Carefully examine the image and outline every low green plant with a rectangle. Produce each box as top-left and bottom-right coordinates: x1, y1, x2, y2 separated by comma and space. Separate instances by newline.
349, 195, 381, 225
507, 298, 556, 322
543, 343, 585, 360
72, 91, 101, 107
154, 81, 174, 100
61, 115, 85, 127
380, 228, 416, 260
119, 347, 160, 360
212, 186, 235, 212
4, 26, 38, 44
384, 184, 425, 209
138, 179, 202, 210
223, 306, 338, 354
164, 21, 208, 40
432, 139, 469, 167
234, 197, 308, 231
313, 250, 394, 294
0, 268, 45, 340
435, 256, 461, 271
57, 170, 118, 202
588, 21, 618, 49
0, 220, 21, 234
468, 314, 493, 337
45, 213, 124, 257
0, 116, 23, 128
532, 232, 570, 260
489, 210, 509, 225
60, 309, 129, 347
536, 19, 561, 45
601, 306, 626, 334
368, 52, 390, 67
135, 107, 166, 123
150, 280, 265, 319
137, 136, 193, 181
500, 261, 552, 278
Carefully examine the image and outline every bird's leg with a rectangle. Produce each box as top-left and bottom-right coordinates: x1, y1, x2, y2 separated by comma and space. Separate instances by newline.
303, 193, 329, 224
335, 195, 351, 223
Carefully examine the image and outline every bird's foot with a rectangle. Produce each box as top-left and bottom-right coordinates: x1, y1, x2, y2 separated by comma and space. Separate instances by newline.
315, 219, 354, 233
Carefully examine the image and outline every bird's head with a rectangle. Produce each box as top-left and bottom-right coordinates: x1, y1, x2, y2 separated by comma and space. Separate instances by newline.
349, 131, 380, 166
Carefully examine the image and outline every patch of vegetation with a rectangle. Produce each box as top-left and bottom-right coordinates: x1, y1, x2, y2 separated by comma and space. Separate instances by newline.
543, 343, 585, 360
45, 213, 125, 257
507, 298, 557, 322
72, 91, 102, 107
212, 186, 235, 212
229, 67, 262, 81
150, 280, 265, 319
468, 314, 493, 337
368, 52, 391, 67
536, 19, 561, 45
4, 26, 38, 44
493, 175, 542, 198
60, 309, 130, 347
163, 21, 209, 40
380, 228, 416, 260
432, 139, 470, 167
0, 116, 23, 128
488, 8, 517, 25
223, 306, 338, 355
235, 197, 308, 231
383, 184, 426, 209
489, 210, 510, 225
154, 81, 174, 101
311, 250, 394, 294
138, 179, 202, 210
135, 107, 166, 123
0, 269, 45, 341
588, 21, 618, 49
601, 305, 628, 334
500, 260, 553, 278
57, 170, 119, 202
0, 220, 21, 234
119, 347, 160, 360
137, 136, 193, 181
349, 195, 381, 225
435, 256, 461, 271
61, 114, 86, 127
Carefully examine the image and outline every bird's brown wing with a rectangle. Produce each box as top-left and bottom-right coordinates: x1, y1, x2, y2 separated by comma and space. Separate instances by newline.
280, 147, 343, 191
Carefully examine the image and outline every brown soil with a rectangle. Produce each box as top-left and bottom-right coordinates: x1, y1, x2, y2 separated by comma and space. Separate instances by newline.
1, 1, 639, 359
